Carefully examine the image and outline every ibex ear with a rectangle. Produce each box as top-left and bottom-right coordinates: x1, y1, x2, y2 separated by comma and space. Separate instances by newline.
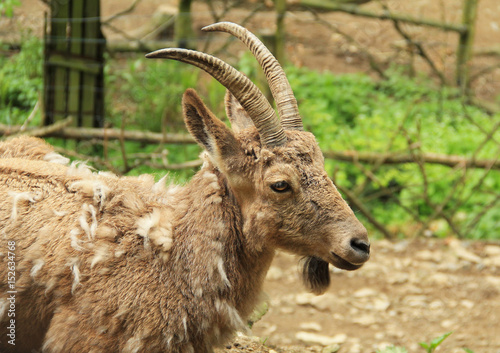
183, 89, 243, 164
225, 90, 255, 133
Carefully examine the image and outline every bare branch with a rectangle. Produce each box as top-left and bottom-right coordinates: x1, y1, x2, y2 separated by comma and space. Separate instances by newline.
5, 117, 73, 140
306, 9, 387, 79
323, 149, 500, 170
385, 5, 446, 84
334, 182, 394, 239
0, 125, 195, 145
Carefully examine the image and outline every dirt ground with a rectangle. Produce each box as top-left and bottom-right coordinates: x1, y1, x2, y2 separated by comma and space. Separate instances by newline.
215, 238, 500, 353
2, 1, 500, 352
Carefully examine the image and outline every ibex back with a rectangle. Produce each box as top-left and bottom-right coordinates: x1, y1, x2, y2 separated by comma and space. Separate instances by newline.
0, 22, 369, 353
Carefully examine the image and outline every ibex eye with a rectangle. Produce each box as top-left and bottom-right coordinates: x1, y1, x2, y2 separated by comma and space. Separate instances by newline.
270, 181, 290, 193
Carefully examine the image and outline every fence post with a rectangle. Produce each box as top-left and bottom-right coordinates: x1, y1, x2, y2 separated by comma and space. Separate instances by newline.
274, 0, 287, 66
44, 0, 106, 128
456, 0, 479, 95
175, 0, 195, 49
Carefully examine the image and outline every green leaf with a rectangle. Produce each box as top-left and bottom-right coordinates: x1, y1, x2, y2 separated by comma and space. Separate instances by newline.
429, 331, 453, 349
419, 332, 453, 353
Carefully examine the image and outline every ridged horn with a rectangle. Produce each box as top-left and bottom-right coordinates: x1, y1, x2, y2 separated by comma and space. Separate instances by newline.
146, 48, 287, 147
203, 22, 304, 131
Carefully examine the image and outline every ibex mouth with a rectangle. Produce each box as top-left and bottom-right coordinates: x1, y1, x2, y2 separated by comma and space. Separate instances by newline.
330, 252, 363, 271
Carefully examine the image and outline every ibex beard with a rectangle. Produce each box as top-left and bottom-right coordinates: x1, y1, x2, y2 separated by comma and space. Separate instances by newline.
0, 22, 369, 353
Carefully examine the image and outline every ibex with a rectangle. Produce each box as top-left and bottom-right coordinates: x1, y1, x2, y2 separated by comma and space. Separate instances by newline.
0, 22, 369, 353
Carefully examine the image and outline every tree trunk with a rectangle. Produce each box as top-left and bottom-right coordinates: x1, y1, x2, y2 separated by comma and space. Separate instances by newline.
175, 0, 195, 49
456, 0, 479, 94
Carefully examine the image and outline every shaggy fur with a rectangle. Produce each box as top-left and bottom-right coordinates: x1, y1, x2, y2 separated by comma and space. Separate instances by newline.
0, 90, 369, 353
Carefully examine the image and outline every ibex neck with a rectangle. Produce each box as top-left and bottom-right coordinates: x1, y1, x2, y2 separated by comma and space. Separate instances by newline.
172, 165, 275, 318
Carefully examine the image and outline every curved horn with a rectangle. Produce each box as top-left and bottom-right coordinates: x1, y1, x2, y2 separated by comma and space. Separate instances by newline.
203, 22, 304, 131
146, 48, 287, 147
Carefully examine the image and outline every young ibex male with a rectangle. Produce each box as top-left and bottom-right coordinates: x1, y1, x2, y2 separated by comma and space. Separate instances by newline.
0, 22, 370, 353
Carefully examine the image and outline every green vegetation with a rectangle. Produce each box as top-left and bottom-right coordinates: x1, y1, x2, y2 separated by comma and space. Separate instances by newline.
419, 331, 453, 353
0, 36, 43, 126
1, 40, 498, 239
0, 0, 20, 18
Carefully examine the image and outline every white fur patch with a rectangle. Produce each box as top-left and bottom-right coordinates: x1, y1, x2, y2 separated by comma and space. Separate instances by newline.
79, 204, 98, 240
67, 161, 93, 177
44, 152, 70, 165
123, 334, 143, 353
115, 249, 126, 258
93, 182, 110, 210
68, 180, 95, 196
68, 179, 110, 210
70, 229, 86, 252
183, 316, 189, 339
217, 258, 231, 288
8, 191, 41, 220
90, 243, 111, 268
95, 225, 118, 240
67, 258, 81, 294
215, 299, 246, 332
30, 259, 45, 278
152, 175, 168, 194
53, 210, 69, 217
135, 209, 173, 255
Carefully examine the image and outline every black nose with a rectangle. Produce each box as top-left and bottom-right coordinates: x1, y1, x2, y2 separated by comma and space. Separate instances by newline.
350, 238, 371, 256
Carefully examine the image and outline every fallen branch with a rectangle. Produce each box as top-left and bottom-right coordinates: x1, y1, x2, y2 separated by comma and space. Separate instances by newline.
2, 124, 498, 169
5, 117, 73, 140
324, 150, 500, 170
0, 125, 195, 144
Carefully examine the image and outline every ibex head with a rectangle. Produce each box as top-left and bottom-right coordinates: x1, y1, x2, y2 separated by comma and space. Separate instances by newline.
147, 22, 370, 295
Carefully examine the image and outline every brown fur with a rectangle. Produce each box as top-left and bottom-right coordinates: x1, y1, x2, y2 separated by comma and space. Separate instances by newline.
0, 89, 369, 353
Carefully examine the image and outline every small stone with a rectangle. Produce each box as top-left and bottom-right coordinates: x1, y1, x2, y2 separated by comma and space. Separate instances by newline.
352, 314, 377, 326
427, 273, 451, 285
388, 273, 409, 284
448, 239, 482, 264
460, 300, 475, 309
295, 332, 347, 346
347, 342, 362, 353
372, 297, 391, 311
484, 255, 500, 267
295, 293, 339, 311
484, 245, 500, 256
441, 319, 456, 329
429, 300, 444, 310
299, 322, 323, 332
279, 306, 295, 314
403, 295, 428, 307
416, 250, 439, 262
353, 288, 378, 298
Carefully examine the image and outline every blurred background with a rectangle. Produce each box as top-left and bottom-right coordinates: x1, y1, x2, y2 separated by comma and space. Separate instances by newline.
0, 1, 499, 352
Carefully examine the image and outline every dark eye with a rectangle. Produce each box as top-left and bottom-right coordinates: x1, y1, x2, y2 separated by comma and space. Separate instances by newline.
270, 181, 291, 193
